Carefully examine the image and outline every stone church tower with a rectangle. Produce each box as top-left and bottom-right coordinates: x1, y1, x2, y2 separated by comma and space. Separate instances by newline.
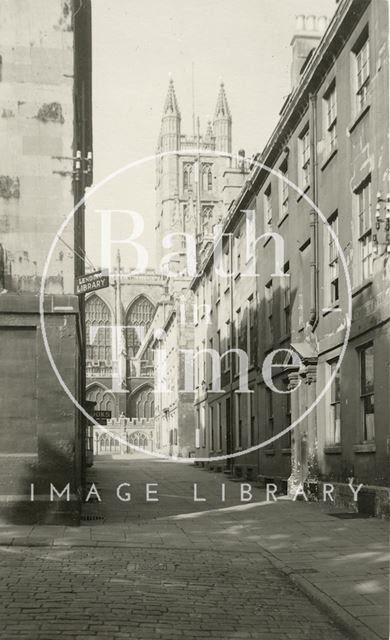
155, 78, 234, 269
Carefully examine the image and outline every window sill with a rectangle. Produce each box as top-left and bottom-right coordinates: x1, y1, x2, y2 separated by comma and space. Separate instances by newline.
264, 448, 275, 456
216, 297, 220, 305
234, 271, 241, 281
281, 448, 291, 455
224, 286, 230, 295
348, 103, 370, 134
297, 185, 310, 203
322, 302, 340, 317
263, 235, 272, 248
277, 212, 289, 227
353, 443, 376, 453
352, 279, 373, 298
321, 147, 338, 171
324, 445, 342, 454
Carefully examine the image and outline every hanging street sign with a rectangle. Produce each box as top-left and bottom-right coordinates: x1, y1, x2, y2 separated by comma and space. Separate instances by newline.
75, 269, 109, 295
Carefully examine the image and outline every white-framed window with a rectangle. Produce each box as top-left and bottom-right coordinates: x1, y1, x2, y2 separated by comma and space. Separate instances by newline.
326, 212, 339, 304
324, 82, 337, 154
354, 30, 370, 112
279, 159, 289, 220
327, 359, 341, 444
263, 184, 272, 232
360, 344, 374, 442
356, 177, 373, 282
299, 127, 310, 190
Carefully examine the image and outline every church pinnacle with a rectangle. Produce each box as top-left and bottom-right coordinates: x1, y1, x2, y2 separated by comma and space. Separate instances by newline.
214, 80, 231, 121
213, 81, 232, 153
163, 77, 181, 117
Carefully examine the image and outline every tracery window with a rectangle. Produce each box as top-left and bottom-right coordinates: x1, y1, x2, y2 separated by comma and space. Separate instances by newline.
86, 295, 112, 362
126, 296, 155, 358
86, 385, 114, 412
202, 205, 213, 234
183, 163, 193, 191
202, 164, 213, 191
127, 431, 148, 450
134, 386, 154, 419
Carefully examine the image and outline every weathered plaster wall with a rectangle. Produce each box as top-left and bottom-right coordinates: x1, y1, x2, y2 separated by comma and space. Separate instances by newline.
0, 0, 75, 295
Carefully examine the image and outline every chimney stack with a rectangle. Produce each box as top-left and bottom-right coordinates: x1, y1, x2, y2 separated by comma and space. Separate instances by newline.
290, 15, 329, 90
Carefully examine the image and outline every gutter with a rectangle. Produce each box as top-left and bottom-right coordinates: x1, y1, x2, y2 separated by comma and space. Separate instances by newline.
309, 93, 320, 330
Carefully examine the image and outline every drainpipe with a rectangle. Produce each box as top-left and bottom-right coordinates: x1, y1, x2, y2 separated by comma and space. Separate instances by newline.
306, 93, 320, 493
228, 236, 234, 473
309, 93, 319, 330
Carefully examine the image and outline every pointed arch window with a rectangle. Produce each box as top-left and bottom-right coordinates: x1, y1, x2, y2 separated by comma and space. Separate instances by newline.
85, 295, 112, 362
183, 163, 193, 191
134, 385, 154, 419
207, 167, 213, 191
202, 205, 213, 234
86, 385, 114, 413
201, 164, 213, 191
126, 296, 155, 358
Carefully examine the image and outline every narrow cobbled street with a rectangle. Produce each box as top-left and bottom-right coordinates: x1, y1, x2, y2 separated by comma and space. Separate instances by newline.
0, 457, 387, 640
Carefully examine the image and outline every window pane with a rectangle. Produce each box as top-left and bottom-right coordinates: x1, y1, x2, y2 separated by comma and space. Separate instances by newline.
363, 395, 375, 441
361, 346, 374, 394
332, 403, 341, 443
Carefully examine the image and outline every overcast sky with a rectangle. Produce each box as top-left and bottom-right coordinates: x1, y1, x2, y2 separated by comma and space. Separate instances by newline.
85, 0, 336, 271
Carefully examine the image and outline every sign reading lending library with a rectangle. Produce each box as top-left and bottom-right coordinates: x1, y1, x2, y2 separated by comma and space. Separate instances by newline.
76, 269, 109, 295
